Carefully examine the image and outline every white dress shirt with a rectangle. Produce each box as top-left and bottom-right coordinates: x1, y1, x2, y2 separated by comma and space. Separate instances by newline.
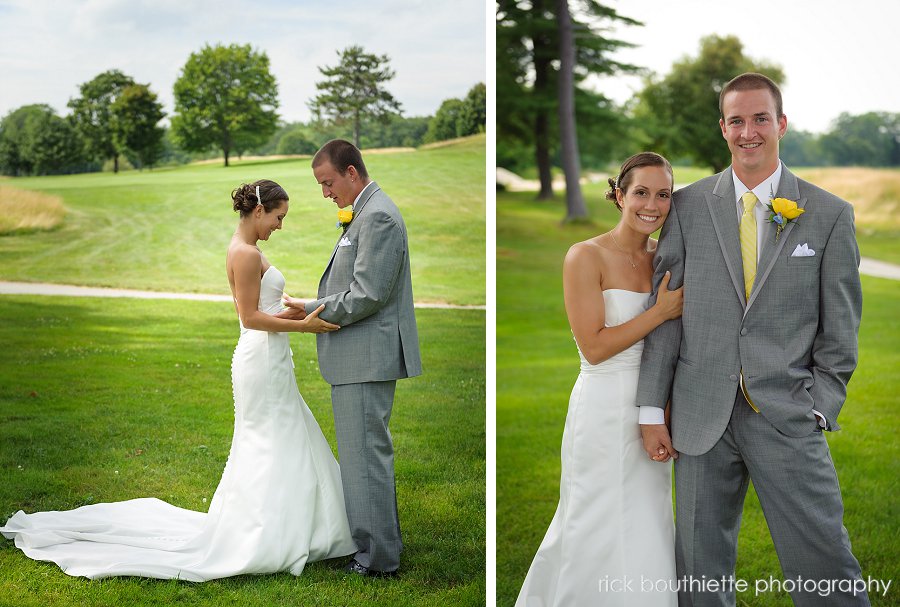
352, 180, 377, 207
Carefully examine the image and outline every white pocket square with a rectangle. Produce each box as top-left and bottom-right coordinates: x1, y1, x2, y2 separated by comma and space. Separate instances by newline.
338, 236, 352, 247
791, 243, 815, 257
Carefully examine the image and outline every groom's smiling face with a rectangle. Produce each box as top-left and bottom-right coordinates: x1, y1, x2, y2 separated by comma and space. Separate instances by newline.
719, 88, 787, 179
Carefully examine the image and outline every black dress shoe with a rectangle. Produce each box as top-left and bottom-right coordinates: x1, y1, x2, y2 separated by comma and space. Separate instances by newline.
343, 558, 398, 578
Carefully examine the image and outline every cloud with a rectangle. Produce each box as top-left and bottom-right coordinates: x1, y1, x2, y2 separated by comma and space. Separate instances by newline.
0, 0, 485, 122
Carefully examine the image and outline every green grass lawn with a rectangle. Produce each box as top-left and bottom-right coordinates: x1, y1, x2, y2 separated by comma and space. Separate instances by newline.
0, 297, 485, 607
496, 189, 900, 607
0, 136, 485, 306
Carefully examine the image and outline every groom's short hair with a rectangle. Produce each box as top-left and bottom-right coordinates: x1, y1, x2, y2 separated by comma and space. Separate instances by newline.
312, 139, 369, 179
719, 72, 783, 119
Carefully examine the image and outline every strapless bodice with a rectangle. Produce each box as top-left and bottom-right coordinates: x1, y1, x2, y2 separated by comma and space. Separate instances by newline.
239, 266, 286, 332
576, 289, 650, 372
258, 266, 286, 314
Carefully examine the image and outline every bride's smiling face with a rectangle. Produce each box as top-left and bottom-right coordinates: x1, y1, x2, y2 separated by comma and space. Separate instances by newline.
255, 200, 288, 241
615, 166, 672, 235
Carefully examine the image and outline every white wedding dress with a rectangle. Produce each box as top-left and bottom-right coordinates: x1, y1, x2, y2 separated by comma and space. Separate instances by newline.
0, 266, 355, 580
516, 289, 676, 607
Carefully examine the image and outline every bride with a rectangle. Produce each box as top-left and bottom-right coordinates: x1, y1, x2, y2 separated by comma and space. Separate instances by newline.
515, 153, 682, 606
0, 179, 356, 580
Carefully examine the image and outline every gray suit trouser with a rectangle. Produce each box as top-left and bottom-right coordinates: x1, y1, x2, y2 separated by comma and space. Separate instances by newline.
331, 380, 401, 572
674, 389, 869, 606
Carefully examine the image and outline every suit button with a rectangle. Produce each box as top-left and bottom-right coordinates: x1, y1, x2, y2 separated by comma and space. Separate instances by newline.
740, 328, 748, 336
729, 374, 738, 382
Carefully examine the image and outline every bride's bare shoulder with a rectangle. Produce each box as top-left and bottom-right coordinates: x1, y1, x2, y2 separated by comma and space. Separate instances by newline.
564, 236, 607, 268
226, 241, 261, 273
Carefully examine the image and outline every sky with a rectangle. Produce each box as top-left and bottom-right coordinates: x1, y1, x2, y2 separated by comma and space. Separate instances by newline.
0, 0, 486, 124
591, 0, 900, 134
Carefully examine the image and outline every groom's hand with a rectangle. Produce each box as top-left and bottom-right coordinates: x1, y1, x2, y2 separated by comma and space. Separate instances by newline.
640, 424, 678, 462
276, 295, 308, 320
275, 307, 306, 320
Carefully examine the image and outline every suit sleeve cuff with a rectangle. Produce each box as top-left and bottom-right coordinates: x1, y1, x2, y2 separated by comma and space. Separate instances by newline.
304, 300, 320, 315
639, 406, 666, 425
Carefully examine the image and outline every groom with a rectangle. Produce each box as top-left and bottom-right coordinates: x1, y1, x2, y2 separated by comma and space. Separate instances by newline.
283, 139, 421, 576
637, 73, 869, 606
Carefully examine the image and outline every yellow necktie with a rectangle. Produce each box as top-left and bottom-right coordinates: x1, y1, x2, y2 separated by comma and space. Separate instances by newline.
740, 192, 758, 301
739, 192, 761, 412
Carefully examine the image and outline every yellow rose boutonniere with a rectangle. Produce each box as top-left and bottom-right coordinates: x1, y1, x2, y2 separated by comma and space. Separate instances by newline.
766, 197, 804, 241
337, 207, 353, 230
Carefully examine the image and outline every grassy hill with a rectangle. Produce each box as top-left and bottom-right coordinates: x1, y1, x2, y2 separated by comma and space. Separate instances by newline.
0, 135, 486, 306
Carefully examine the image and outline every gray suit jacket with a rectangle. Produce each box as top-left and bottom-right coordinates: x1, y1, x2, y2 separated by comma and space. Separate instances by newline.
635, 166, 862, 455
305, 182, 422, 386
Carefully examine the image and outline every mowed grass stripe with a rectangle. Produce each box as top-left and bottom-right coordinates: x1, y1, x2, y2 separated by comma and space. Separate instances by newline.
0, 136, 486, 306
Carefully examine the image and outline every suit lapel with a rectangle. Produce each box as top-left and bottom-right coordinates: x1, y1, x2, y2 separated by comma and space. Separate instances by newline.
746, 168, 806, 313
705, 169, 746, 306
321, 182, 382, 278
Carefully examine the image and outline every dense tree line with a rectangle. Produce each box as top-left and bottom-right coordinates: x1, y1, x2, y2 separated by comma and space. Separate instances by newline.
0, 43, 484, 176
497, 4, 900, 207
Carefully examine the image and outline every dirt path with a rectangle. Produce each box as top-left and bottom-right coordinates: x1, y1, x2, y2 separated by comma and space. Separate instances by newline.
0, 281, 486, 310
2, 256, 895, 307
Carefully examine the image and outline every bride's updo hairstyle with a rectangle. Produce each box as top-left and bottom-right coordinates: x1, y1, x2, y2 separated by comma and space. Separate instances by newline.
605, 152, 673, 212
232, 180, 289, 217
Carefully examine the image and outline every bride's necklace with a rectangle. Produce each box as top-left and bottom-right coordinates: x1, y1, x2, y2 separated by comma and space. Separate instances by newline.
609, 231, 638, 269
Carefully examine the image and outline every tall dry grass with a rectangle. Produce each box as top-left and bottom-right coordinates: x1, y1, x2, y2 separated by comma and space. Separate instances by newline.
0, 185, 66, 234
797, 167, 900, 228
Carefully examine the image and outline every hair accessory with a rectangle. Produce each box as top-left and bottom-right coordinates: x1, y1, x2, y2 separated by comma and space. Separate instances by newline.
255, 185, 262, 207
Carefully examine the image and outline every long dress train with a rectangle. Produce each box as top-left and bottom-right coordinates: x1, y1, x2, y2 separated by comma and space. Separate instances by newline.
0, 266, 355, 580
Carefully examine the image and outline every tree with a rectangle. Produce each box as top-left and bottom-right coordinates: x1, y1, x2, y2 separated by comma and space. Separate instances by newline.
309, 45, 402, 148
425, 98, 465, 143
497, 1, 640, 200
457, 83, 487, 137
820, 112, 900, 167
556, 0, 587, 221
68, 69, 135, 173
779, 129, 823, 167
111, 84, 165, 170
367, 115, 430, 148
275, 129, 318, 155
0, 105, 86, 176
635, 35, 784, 173
171, 44, 279, 167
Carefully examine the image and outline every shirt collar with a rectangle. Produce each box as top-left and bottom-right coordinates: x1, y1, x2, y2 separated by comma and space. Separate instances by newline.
731, 161, 783, 206
352, 180, 377, 207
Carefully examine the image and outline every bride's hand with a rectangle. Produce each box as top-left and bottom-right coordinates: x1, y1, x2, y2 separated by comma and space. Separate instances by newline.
653, 271, 683, 321
301, 304, 340, 333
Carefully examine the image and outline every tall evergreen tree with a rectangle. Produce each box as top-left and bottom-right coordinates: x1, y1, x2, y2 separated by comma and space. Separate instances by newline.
496, 1, 640, 200
309, 46, 402, 149
556, 0, 586, 220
